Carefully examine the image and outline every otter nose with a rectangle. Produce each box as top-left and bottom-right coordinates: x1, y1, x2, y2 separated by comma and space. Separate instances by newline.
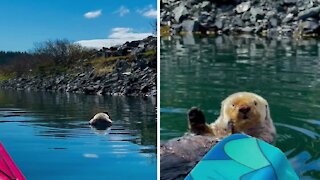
239, 106, 251, 114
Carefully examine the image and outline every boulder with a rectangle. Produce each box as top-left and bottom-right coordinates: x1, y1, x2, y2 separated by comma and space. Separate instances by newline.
283, 13, 294, 23
298, 6, 320, 20
200, 1, 212, 11
283, 0, 297, 5
173, 5, 189, 23
302, 20, 320, 33
235, 1, 251, 13
213, 18, 224, 29
269, 18, 278, 27
181, 20, 200, 32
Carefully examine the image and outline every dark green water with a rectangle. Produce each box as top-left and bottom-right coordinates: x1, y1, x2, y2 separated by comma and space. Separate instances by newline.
160, 35, 320, 179
0, 90, 156, 180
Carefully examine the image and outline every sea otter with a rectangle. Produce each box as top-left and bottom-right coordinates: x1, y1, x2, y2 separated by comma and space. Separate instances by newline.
160, 92, 276, 180
209, 92, 276, 143
89, 112, 112, 130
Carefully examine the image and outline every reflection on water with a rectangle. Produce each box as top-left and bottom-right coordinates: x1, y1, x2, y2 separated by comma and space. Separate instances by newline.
0, 90, 156, 180
160, 35, 320, 179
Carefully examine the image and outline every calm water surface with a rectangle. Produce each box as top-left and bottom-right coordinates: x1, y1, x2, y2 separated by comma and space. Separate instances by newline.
160, 35, 320, 179
0, 90, 156, 180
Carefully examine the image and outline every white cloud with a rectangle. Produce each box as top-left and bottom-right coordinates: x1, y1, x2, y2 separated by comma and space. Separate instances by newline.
84, 9, 102, 19
143, 8, 157, 18
137, 5, 157, 18
108, 28, 151, 39
76, 27, 153, 49
115, 6, 130, 17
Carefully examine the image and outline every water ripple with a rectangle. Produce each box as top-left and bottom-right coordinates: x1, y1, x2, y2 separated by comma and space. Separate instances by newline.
274, 123, 319, 140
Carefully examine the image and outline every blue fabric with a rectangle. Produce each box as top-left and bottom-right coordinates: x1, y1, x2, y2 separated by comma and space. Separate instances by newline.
203, 134, 248, 160
186, 134, 299, 180
241, 165, 277, 180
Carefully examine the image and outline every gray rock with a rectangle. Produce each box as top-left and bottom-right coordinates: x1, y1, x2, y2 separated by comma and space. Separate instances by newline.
265, 11, 276, 18
233, 16, 244, 27
251, 7, 264, 19
181, 20, 200, 32
214, 18, 224, 29
241, 11, 251, 21
55, 78, 63, 84
270, 18, 278, 27
116, 60, 129, 72
254, 24, 263, 34
235, 1, 251, 13
283, 0, 297, 4
249, 7, 264, 23
238, 27, 254, 33
298, 6, 320, 20
287, 6, 298, 15
171, 23, 182, 34
200, 1, 211, 11
125, 40, 140, 48
198, 12, 211, 23
78, 73, 86, 78
93, 85, 101, 90
173, 5, 189, 23
302, 20, 320, 33
283, 13, 294, 23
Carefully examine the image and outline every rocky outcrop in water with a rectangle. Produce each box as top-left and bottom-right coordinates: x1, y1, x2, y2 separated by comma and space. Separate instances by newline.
161, 0, 320, 37
0, 36, 157, 96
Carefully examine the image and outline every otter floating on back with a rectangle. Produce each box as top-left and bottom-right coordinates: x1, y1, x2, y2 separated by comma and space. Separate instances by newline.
89, 112, 112, 130
160, 92, 276, 180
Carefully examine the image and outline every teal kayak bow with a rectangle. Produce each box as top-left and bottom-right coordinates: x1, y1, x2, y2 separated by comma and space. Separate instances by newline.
185, 134, 299, 180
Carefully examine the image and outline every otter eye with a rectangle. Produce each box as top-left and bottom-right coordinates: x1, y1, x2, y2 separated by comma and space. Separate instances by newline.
232, 104, 235, 107
254, 101, 257, 106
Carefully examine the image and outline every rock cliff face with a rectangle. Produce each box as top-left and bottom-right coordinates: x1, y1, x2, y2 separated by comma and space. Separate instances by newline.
161, 0, 320, 36
0, 36, 157, 97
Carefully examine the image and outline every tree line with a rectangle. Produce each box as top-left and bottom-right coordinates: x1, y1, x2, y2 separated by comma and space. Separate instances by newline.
0, 39, 95, 77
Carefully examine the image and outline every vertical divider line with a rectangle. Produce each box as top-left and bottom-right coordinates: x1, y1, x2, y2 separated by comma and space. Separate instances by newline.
156, 0, 161, 179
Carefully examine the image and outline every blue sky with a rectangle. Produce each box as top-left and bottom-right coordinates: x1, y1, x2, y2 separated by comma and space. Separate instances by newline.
0, 0, 157, 51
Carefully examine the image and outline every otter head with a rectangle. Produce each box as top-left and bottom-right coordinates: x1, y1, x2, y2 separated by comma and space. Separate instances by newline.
220, 92, 270, 133
89, 112, 112, 130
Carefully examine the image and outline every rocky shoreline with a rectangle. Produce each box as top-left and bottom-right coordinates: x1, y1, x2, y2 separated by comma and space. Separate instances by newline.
0, 37, 157, 97
161, 0, 320, 37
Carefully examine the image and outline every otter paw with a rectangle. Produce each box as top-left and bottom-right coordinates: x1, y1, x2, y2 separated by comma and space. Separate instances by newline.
188, 107, 205, 125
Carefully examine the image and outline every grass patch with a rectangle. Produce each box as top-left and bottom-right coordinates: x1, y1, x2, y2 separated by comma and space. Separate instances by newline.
0, 73, 16, 81
90, 55, 131, 75
143, 50, 156, 57
90, 56, 130, 66
94, 64, 116, 75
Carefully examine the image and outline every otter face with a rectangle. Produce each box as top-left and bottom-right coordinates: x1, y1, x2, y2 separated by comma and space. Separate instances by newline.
223, 92, 268, 133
